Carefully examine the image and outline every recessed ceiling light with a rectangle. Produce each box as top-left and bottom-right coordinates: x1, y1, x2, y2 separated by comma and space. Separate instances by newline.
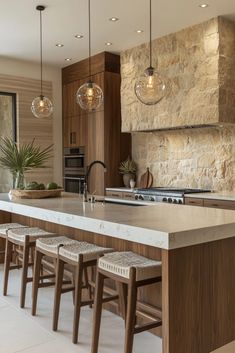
56, 43, 64, 47
65, 58, 72, 61
75, 34, 84, 39
136, 29, 144, 34
199, 4, 209, 8
105, 42, 112, 46
109, 17, 119, 22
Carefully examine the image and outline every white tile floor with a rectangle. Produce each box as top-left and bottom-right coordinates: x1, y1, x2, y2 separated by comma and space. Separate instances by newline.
1, 264, 234, 353
0, 265, 162, 353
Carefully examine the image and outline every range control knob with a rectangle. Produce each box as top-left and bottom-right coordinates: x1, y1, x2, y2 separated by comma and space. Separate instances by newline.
173, 199, 177, 204
178, 199, 183, 204
168, 198, 173, 203
162, 197, 167, 202
150, 197, 155, 202
135, 195, 139, 200
138, 195, 144, 201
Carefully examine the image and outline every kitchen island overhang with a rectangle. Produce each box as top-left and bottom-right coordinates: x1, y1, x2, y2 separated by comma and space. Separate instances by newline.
0, 192, 234, 250
0, 192, 234, 353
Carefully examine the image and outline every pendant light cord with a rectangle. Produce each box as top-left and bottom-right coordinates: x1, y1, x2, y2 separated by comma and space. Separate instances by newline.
149, 0, 152, 68
40, 9, 43, 97
88, 0, 91, 80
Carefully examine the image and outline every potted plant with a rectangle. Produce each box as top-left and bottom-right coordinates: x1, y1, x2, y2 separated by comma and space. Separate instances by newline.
0, 137, 53, 190
119, 157, 137, 188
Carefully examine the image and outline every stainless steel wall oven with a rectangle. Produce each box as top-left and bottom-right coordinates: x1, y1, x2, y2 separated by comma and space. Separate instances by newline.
63, 147, 85, 193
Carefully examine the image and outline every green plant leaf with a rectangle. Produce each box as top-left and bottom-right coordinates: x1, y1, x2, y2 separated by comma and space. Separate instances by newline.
0, 137, 53, 175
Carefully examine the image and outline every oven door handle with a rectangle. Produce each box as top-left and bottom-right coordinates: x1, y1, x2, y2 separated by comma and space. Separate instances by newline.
63, 177, 85, 180
63, 155, 84, 158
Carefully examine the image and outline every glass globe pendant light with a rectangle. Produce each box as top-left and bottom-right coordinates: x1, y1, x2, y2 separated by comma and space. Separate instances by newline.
31, 5, 53, 118
76, 0, 103, 111
135, 0, 166, 105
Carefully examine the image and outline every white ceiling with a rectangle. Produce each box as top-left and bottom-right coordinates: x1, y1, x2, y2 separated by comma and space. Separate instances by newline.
1, 0, 235, 68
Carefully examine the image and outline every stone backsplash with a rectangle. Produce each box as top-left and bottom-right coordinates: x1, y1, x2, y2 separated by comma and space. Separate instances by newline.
121, 17, 235, 191
132, 126, 235, 191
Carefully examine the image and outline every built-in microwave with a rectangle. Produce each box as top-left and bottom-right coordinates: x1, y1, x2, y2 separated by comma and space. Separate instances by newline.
64, 147, 85, 174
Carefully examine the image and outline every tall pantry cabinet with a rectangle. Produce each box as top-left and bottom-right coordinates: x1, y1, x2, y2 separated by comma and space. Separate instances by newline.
62, 52, 131, 195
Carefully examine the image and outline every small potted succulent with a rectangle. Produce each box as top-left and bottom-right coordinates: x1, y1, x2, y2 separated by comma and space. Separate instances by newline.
119, 157, 137, 188
0, 137, 53, 190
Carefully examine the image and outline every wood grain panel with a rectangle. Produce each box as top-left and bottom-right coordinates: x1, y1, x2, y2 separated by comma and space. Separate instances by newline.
0, 74, 53, 185
162, 239, 235, 353
185, 197, 204, 206
0, 211, 11, 263
62, 52, 120, 85
204, 199, 235, 210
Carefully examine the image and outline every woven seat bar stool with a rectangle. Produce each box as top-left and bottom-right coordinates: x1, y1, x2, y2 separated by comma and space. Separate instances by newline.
53, 242, 113, 344
0, 223, 27, 258
91, 251, 162, 353
3, 227, 55, 308
32, 235, 80, 316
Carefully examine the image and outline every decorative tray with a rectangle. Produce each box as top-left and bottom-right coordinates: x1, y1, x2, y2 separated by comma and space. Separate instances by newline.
9, 189, 64, 199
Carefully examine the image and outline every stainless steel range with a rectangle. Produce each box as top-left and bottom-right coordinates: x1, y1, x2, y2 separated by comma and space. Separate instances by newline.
135, 187, 211, 204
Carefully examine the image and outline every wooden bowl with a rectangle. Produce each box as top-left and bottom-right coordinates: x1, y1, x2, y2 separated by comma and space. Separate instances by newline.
9, 188, 64, 199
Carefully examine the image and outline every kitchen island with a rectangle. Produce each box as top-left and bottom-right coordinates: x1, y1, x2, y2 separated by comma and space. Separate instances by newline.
0, 192, 234, 353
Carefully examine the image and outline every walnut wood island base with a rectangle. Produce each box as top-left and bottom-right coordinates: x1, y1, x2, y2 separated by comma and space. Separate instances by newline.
0, 193, 234, 353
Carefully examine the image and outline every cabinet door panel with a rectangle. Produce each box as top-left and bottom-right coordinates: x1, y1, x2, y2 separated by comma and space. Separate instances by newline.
204, 199, 235, 210
63, 82, 75, 118
70, 116, 87, 147
185, 198, 204, 207
87, 111, 104, 194
63, 118, 70, 148
74, 78, 88, 116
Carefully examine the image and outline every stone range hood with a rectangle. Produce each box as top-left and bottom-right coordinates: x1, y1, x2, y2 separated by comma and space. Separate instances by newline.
121, 17, 235, 132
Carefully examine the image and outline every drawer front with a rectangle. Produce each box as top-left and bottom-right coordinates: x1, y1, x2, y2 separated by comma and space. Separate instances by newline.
185, 197, 204, 207
204, 199, 235, 210
106, 191, 123, 199
122, 192, 135, 200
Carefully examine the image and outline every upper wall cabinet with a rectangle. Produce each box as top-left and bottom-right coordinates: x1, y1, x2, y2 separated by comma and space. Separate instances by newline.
121, 17, 235, 132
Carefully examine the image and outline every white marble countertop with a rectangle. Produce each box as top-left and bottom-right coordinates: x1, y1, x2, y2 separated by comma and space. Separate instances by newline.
185, 192, 235, 202
0, 192, 235, 250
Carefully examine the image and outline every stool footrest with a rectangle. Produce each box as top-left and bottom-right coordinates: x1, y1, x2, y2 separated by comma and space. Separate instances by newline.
134, 320, 162, 334
38, 281, 56, 288
9, 264, 22, 270
61, 285, 75, 294
102, 294, 119, 304
80, 299, 93, 307
39, 274, 55, 281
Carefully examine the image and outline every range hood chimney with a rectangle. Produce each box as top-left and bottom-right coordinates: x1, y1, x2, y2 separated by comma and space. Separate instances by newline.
121, 17, 235, 132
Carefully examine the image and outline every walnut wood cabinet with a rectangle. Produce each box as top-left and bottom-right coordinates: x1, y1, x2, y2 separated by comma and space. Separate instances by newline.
185, 197, 235, 210
62, 52, 131, 194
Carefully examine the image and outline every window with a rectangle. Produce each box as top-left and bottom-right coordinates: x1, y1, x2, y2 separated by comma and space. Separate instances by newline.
0, 92, 17, 141
0, 92, 17, 191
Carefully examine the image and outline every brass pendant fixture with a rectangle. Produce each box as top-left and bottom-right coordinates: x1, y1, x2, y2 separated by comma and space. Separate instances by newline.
135, 0, 166, 105
76, 0, 103, 111
31, 5, 53, 119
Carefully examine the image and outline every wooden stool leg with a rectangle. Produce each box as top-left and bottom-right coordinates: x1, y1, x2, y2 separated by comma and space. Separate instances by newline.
52, 258, 64, 331
84, 266, 93, 307
91, 270, 105, 353
72, 257, 84, 344
124, 269, 137, 353
3, 239, 13, 296
20, 240, 30, 308
31, 249, 43, 316
118, 282, 128, 323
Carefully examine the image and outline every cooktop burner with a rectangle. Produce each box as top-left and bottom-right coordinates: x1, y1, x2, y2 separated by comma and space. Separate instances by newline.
135, 187, 211, 204
137, 187, 211, 195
